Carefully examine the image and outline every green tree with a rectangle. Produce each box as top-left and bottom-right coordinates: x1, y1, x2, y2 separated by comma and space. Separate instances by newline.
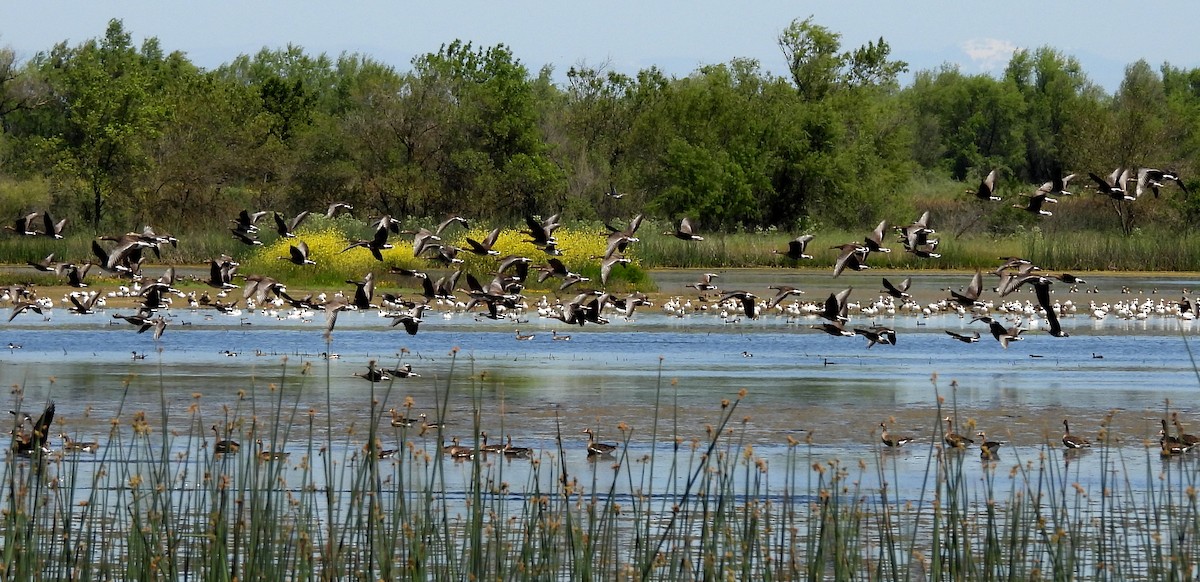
409, 41, 565, 221
1004, 47, 1101, 182
31, 19, 168, 228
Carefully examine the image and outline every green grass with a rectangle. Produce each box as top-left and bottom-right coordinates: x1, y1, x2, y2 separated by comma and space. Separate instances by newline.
3, 358, 1200, 579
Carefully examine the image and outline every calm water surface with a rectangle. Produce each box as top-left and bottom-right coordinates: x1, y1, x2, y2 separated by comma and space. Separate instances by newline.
3, 269, 1200, 498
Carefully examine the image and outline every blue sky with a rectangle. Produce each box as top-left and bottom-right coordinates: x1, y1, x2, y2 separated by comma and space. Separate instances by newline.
4, 1, 1197, 92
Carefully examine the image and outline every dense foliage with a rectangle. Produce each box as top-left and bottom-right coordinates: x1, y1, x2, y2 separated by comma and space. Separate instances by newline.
1, 18, 1197, 236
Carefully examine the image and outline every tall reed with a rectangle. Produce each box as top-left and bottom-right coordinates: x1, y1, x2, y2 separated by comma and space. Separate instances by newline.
3, 358, 1200, 579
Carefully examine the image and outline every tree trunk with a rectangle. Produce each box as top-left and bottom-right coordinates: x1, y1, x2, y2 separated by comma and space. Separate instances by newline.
92, 178, 104, 230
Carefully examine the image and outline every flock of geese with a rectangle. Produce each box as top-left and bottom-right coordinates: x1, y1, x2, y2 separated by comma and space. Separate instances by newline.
1, 167, 1191, 460
879, 412, 1200, 460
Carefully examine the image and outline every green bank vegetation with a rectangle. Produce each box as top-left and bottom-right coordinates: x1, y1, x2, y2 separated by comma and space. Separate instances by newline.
0, 18, 1197, 248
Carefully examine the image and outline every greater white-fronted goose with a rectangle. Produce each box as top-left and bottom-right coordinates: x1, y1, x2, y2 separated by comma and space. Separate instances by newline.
27, 253, 56, 272
1037, 173, 1076, 196
664, 217, 703, 241
831, 242, 869, 278
943, 417, 974, 449
1013, 192, 1057, 216
1062, 419, 1091, 449
274, 210, 310, 238
5, 212, 41, 236
583, 428, 617, 457
945, 330, 980, 343
280, 241, 316, 265
969, 169, 1001, 201
881, 277, 911, 299
255, 439, 289, 461
211, 425, 240, 454
59, 432, 99, 454
774, 234, 815, 260
464, 227, 502, 256
880, 421, 913, 448
976, 431, 1003, 459
503, 435, 533, 458
718, 290, 757, 319
1089, 168, 1133, 200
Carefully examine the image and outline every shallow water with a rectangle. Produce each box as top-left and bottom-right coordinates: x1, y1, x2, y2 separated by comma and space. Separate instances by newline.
3, 269, 1200, 499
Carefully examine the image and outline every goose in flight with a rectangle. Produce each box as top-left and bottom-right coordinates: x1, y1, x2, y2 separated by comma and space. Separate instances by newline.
1013, 192, 1057, 216
664, 217, 704, 241
774, 234, 815, 260
969, 169, 1001, 201
280, 241, 316, 265
273, 210, 310, 238
1089, 168, 1133, 200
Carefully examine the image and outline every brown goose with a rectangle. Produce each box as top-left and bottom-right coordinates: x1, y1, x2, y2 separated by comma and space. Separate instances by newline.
774, 234, 815, 260
503, 435, 533, 458
280, 241, 316, 265
211, 425, 240, 454
442, 437, 474, 458
255, 439, 289, 461
464, 227, 502, 256
5, 212, 41, 236
1171, 413, 1200, 448
864, 221, 891, 254
831, 242, 870, 278
943, 417, 974, 449
1062, 419, 1091, 449
664, 217, 703, 241
718, 290, 757, 319
60, 432, 100, 454
273, 210, 310, 238
1159, 418, 1190, 454
976, 431, 1003, 459
881, 277, 911, 299
11, 402, 54, 458
969, 169, 1001, 201
1013, 192, 1057, 216
27, 253, 56, 273
479, 431, 506, 453
880, 422, 914, 448
583, 428, 617, 457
